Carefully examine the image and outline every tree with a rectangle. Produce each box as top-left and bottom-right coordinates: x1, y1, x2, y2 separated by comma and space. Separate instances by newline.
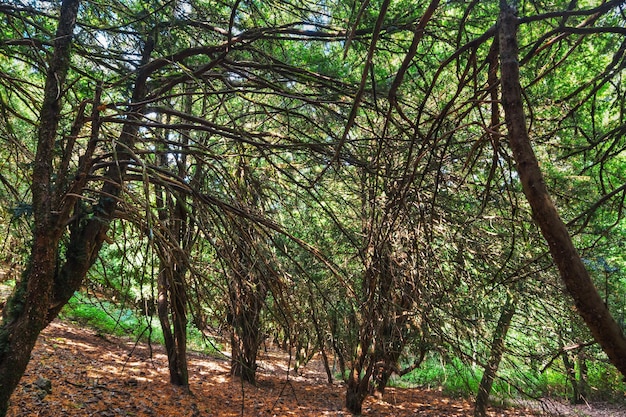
498, 0, 626, 378
0, 0, 155, 410
155, 187, 192, 387
1, 1, 626, 415
474, 291, 517, 417
220, 157, 271, 384
0, 1, 87, 413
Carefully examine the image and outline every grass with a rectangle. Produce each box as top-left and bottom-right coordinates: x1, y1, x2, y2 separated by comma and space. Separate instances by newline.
399, 356, 570, 399
398, 357, 482, 397
398, 354, 626, 404
60, 292, 221, 355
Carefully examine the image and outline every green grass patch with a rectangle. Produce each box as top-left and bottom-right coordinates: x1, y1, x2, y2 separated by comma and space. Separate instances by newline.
60, 292, 163, 341
398, 353, 626, 404
398, 356, 570, 399
60, 292, 221, 355
399, 357, 481, 397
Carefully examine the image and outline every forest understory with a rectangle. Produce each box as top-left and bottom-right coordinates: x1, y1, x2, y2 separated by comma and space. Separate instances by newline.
2, 1, 626, 416
4, 320, 624, 417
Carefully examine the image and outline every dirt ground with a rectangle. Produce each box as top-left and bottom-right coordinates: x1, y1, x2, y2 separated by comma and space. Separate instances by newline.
5, 321, 626, 416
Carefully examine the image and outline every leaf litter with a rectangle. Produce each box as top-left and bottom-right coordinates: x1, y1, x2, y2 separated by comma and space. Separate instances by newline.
7, 320, 619, 416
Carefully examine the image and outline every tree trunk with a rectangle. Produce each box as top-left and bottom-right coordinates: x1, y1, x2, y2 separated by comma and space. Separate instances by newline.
371, 362, 393, 399
0, 4, 154, 412
157, 264, 189, 387
498, 1, 626, 378
370, 336, 403, 398
309, 295, 333, 384
171, 268, 189, 387
474, 293, 516, 417
345, 311, 376, 415
330, 315, 347, 379
561, 351, 581, 404
155, 171, 190, 387
346, 366, 371, 415
158, 271, 178, 382
0, 1, 80, 414
577, 350, 589, 402
227, 242, 266, 384
229, 277, 265, 384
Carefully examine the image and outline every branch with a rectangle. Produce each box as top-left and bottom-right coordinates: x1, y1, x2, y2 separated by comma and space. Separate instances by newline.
540, 340, 597, 373
518, 0, 625, 24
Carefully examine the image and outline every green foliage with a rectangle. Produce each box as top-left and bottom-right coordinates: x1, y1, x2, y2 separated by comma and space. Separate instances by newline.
60, 293, 221, 355
186, 324, 222, 355
400, 357, 481, 397
399, 353, 626, 403
1, 0, 626, 412
586, 360, 626, 401
60, 293, 155, 339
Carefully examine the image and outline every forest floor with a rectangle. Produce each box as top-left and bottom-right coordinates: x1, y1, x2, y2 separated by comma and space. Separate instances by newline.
5, 320, 626, 416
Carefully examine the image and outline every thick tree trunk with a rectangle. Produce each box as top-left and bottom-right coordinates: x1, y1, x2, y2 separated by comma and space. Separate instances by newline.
474, 293, 516, 417
0, 1, 80, 414
498, 1, 626, 377
230, 323, 261, 383
0, 4, 154, 413
345, 363, 372, 415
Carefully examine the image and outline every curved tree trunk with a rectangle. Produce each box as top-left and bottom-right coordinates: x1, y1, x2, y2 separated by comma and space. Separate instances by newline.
498, 1, 626, 377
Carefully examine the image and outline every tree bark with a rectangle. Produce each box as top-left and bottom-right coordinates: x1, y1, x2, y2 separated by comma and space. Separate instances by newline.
577, 350, 589, 402
0, 4, 155, 413
223, 159, 270, 385
561, 350, 581, 404
0, 1, 80, 414
498, 1, 626, 377
346, 365, 372, 415
309, 293, 333, 384
474, 293, 516, 417
229, 268, 266, 384
225, 219, 267, 384
157, 261, 189, 387
155, 156, 190, 387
